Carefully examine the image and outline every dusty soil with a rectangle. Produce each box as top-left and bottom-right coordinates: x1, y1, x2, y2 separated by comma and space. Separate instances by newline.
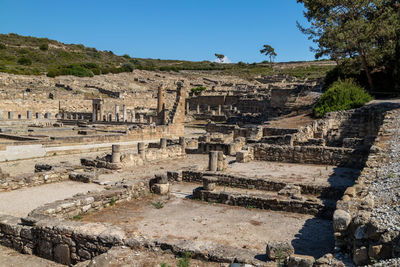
0, 181, 103, 217
227, 161, 359, 187
81, 184, 334, 258
0, 245, 64, 267
265, 113, 315, 129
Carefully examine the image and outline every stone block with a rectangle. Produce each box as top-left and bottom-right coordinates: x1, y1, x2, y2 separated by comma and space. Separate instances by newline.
333, 209, 351, 232
151, 183, 170, 195
266, 241, 294, 260
54, 244, 71, 265
287, 254, 315, 267
353, 246, 368, 266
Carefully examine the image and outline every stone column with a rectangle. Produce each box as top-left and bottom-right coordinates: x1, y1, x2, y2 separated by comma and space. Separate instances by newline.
26, 111, 32, 119
207, 105, 211, 112
111, 144, 121, 163
157, 83, 165, 116
36, 113, 41, 119
122, 104, 127, 122
186, 102, 190, 115
138, 142, 145, 158
108, 113, 112, 122
218, 105, 222, 115
196, 104, 200, 114
208, 151, 218, 171
139, 114, 144, 123
160, 138, 167, 149
0, 110, 3, 120
8, 111, 14, 120
115, 105, 120, 122
179, 137, 186, 148
217, 151, 224, 171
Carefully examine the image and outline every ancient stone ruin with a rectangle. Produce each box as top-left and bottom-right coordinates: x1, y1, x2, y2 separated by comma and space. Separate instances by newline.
0, 69, 399, 266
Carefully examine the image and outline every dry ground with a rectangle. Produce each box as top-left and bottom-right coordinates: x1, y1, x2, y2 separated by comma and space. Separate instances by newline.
81, 183, 334, 259
0, 245, 64, 267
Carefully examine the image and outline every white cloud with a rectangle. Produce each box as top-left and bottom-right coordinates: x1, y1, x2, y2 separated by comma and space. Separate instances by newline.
214, 56, 232, 64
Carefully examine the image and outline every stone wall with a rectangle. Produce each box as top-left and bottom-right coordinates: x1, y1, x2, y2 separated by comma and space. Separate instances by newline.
252, 144, 367, 168
332, 106, 400, 265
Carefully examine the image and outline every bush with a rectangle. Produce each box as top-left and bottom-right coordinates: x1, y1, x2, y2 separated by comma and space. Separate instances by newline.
0, 43, 6, 49
313, 79, 373, 117
39, 43, 48, 51
190, 86, 206, 94
121, 62, 134, 72
17, 57, 32, 65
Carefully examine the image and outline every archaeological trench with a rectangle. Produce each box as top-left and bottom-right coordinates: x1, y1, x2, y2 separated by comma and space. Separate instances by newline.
0, 70, 399, 266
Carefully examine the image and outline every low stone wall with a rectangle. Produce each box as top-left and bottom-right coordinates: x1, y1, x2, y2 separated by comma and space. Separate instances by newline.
263, 127, 298, 137
0, 167, 71, 192
176, 171, 346, 200
252, 144, 367, 168
332, 107, 400, 265
192, 187, 333, 219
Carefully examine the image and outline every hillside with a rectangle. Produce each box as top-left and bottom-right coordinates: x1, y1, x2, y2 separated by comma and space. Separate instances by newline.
0, 33, 336, 79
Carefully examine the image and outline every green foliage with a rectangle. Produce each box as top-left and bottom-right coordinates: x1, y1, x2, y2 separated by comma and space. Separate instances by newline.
313, 79, 373, 117
122, 54, 130, 59
121, 62, 134, 72
0, 43, 6, 49
39, 43, 48, 51
260, 44, 277, 63
110, 197, 116, 206
72, 214, 82, 220
150, 200, 164, 209
190, 86, 206, 94
298, 0, 400, 91
17, 57, 32, 66
177, 252, 191, 267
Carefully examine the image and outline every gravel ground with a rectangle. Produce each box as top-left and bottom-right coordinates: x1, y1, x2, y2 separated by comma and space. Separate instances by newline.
369, 112, 400, 232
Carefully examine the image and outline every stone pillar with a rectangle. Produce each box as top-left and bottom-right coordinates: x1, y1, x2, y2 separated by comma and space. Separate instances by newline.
55, 113, 61, 119
108, 113, 112, 122
149, 116, 153, 123
46, 113, 52, 119
157, 83, 165, 116
62, 113, 67, 120
115, 105, 120, 122
196, 104, 200, 114
122, 105, 127, 122
208, 151, 218, 171
160, 138, 167, 149
207, 105, 211, 112
26, 111, 32, 119
130, 110, 135, 122
103, 115, 106, 121
139, 114, 144, 123
36, 113, 41, 119
162, 105, 169, 125
218, 105, 222, 115
138, 142, 145, 158
186, 102, 190, 115
0, 110, 3, 120
8, 111, 14, 120
179, 137, 186, 148
203, 176, 217, 191
111, 144, 121, 163
217, 151, 224, 171
92, 112, 96, 122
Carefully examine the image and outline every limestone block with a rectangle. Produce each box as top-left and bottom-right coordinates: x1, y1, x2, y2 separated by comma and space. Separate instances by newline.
151, 183, 170, 195
333, 209, 351, 232
287, 254, 315, 267
266, 241, 294, 260
54, 244, 71, 265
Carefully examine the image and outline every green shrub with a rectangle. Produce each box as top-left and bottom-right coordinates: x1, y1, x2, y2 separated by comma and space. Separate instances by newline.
0, 43, 6, 49
17, 57, 32, 65
190, 86, 206, 94
39, 43, 48, 51
122, 54, 130, 59
121, 62, 134, 72
313, 79, 373, 117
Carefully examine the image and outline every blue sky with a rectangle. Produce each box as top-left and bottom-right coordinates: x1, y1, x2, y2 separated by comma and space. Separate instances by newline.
0, 0, 316, 63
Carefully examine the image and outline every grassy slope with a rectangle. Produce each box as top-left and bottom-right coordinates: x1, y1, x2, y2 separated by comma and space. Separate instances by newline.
0, 33, 335, 79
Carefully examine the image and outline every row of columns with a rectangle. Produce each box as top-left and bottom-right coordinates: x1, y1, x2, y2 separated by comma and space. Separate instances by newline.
188, 104, 236, 115
0, 110, 55, 120
208, 150, 225, 171
111, 137, 186, 163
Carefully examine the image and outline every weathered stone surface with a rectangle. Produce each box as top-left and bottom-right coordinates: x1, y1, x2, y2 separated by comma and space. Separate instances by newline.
53, 244, 71, 265
333, 209, 351, 232
265, 241, 294, 260
287, 254, 315, 267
